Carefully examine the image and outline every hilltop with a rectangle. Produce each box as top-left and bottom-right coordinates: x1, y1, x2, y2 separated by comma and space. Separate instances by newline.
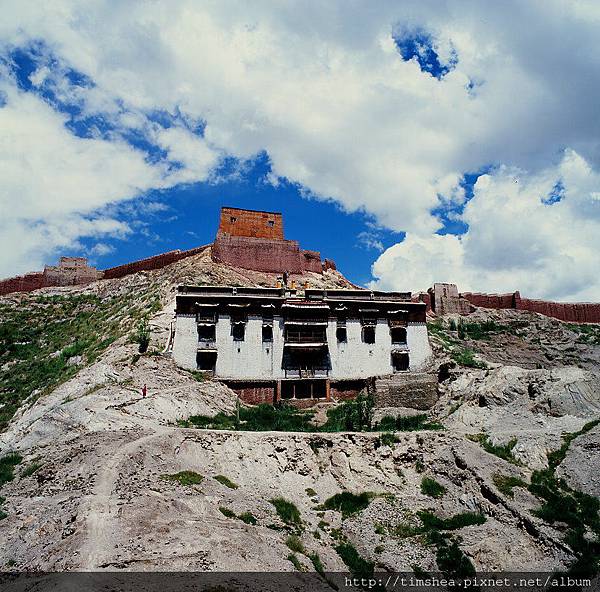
0, 248, 599, 580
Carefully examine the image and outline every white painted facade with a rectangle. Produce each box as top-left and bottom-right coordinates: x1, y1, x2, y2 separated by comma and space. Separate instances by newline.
172, 314, 431, 379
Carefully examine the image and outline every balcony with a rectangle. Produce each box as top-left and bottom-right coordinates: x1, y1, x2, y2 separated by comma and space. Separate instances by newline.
284, 328, 327, 344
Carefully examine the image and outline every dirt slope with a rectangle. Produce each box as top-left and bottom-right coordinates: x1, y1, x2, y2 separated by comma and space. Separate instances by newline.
0, 256, 599, 577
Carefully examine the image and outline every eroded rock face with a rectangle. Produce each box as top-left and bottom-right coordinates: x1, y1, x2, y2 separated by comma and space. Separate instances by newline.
556, 425, 600, 497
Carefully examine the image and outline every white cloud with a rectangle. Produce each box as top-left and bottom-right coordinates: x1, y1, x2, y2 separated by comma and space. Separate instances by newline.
1, 1, 600, 298
372, 150, 600, 301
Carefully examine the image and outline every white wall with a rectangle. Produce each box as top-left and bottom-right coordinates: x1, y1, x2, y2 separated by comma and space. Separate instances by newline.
173, 315, 432, 378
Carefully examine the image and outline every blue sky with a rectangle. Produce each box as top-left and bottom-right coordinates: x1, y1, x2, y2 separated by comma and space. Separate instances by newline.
1, 2, 600, 300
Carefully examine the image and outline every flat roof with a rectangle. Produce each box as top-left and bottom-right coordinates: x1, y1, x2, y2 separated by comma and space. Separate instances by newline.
221, 206, 282, 216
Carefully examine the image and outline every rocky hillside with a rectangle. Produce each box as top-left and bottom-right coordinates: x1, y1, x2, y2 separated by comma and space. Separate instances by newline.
0, 251, 599, 581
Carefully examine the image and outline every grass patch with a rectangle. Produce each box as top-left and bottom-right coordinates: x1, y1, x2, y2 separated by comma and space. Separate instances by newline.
450, 318, 511, 341
319, 492, 375, 519
0, 453, 22, 487
467, 433, 520, 464
21, 461, 42, 478
238, 511, 257, 525
451, 348, 487, 369
0, 290, 161, 432
270, 497, 302, 528
214, 475, 238, 489
308, 551, 324, 574
285, 534, 305, 554
547, 419, 600, 470
567, 323, 600, 345
287, 553, 303, 571
420, 477, 447, 498
161, 471, 203, 486
335, 543, 374, 580
219, 506, 236, 519
524, 420, 600, 577
377, 432, 399, 447
418, 511, 486, 531
493, 473, 527, 498
179, 395, 443, 436
321, 392, 374, 432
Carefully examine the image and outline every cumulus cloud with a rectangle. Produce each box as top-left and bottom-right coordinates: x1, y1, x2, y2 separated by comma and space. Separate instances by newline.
372, 150, 600, 301
1, 1, 600, 298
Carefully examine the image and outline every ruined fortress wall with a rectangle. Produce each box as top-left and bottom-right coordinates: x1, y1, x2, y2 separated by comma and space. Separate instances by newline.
460, 291, 517, 310
0, 272, 45, 296
103, 246, 208, 279
0, 246, 209, 296
517, 298, 600, 324
460, 290, 600, 324
212, 234, 322, 274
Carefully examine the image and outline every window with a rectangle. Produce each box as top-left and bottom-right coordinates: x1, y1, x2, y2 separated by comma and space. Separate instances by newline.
336, 326, 347, 343
232, 322, 245, 341
390, 327, 407, 344
197, 324, 216, 342
268, 220, 275, 227
196, 351, 217, 373
230, 216, 237, 223
362, 326, 375, 344
392, 352, 409, 372
262, 324, 273, 342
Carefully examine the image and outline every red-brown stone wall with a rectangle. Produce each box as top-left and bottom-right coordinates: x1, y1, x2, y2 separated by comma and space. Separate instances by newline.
226, 382, 277, 405
460, 290, 600, 324
218, 207, 284, 240
103, 246, 207, 279
0, 272, 45, 296
212, 235, 324, 274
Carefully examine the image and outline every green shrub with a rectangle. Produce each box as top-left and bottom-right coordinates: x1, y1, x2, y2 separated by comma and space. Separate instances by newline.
391, 522, 422, 538
319, 492, 375, 518
548, 419, 600, 470
305, 487, 317, 497
285, 535, 305, 554
434, 536, 476, 577
374, 545, 384, 554
135, 319, 150, 353
467, 433, 520, 464
378, 432, 399, 447
493, 474, 527, 498
321, 391, 374, 432
161, 471, 203, 486
0, 509, 7, 521
335, 543, 374, 579
309, 551, 324, 574
420, 477, 447, 498
219, 507, 236, 519
418, 510, 486, 531
238, 511, 257, 525
214, 475, 239, 489
451, 348, 487, 368
0, 453, 22, 487
270, 497, 302, 527
287, 553, 303, 571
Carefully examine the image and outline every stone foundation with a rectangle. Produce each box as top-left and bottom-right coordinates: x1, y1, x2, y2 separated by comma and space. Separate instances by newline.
373, 373, 439, 410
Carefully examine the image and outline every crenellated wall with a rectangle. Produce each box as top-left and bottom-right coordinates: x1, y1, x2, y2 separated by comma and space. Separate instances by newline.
103, 246, 208, 279
459, 288, 600, 324
0, 247, 209, 296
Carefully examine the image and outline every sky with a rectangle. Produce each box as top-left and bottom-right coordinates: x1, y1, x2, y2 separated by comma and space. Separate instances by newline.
1, 1, 599, 301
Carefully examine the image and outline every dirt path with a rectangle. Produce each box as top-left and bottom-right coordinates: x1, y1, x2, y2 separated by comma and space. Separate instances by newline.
79, 427, 173, 569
